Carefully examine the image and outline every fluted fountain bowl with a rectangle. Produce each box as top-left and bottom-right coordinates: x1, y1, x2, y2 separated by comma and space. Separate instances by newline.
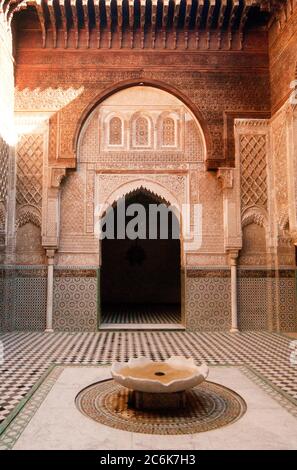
111, 356, 209, 394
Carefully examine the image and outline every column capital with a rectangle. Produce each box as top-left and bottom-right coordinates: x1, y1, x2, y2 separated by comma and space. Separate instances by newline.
290, 230, 297, 246
45, 248, 56, 267
45, 248, 56, 259
228, 250, 239, 265
49, 167, 66, 189
217, 167, 234, 190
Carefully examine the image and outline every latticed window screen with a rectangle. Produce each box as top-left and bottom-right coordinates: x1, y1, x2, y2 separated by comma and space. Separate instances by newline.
162, 117, 175, 146
109, 117, 122, 145
135, 116, 149, 146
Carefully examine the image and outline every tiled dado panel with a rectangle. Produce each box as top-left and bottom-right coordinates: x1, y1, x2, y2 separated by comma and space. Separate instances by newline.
53, 268, 98, 332
238, 273, 269, 331
238, 270, 297, 332
0, 266, 47, 331
276, 272, 297, 332
185, 270, 231, 332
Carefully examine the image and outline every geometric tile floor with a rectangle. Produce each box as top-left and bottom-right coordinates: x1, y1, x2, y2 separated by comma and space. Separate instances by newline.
101, 303, 181, 324
0, 331, 297, 428
2, 366, 297, 450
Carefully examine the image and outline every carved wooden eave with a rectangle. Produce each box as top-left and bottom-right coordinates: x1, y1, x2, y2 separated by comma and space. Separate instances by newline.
1, 0, 28, 26
9, 0, 295, 50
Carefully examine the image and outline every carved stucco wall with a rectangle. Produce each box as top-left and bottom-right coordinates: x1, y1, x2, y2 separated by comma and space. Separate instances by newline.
53, 86, 228, 332
0, 12, 14, 264
235, 120, 270, 267
269, 7, 297, 112
0, 136, 9, 255
14, 64, 270, 170
14, 129, 45, 265
270, 106, 296, 266
3, 85, 295, 332
235, 117, 297, 332
58, 86, 225, 269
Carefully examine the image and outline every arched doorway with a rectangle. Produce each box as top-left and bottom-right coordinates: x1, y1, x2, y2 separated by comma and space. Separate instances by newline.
100, 189, 182, 326
75, 84, 206, 330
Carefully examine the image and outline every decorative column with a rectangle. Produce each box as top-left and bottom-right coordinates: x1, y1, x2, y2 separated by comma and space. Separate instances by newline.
43, 168, 65, 332
217, 168, 241, 333
229, 250, 239, 333
45, 249, 55, 332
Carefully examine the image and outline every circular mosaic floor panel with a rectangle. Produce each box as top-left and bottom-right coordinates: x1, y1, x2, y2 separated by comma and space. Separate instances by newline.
75, 379, 247, 435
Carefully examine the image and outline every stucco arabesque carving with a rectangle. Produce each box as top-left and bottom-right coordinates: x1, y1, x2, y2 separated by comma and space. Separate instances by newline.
15, 205, 42, 230
15, 87, 84, 112
97, 173, 186, 209
241, 206, 268, 229
234, 119, 270, 129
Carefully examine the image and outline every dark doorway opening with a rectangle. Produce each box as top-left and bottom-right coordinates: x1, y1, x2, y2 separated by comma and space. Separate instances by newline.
101, 190, 181, 325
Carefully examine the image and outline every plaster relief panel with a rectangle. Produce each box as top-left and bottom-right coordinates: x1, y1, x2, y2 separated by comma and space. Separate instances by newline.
78, 86, 205, 166
16, 221, 44, 264
60, 172, 85, 235
240, 133, 268, 210
239, 223, 267, 266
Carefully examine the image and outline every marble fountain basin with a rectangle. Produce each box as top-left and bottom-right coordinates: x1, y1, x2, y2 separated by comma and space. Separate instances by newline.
111, 356, 209, 394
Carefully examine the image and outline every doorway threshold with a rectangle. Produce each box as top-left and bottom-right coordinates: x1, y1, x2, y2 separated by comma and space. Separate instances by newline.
99, 323, 185, 331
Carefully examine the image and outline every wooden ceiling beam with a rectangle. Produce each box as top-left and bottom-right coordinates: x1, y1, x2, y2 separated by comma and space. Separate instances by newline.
105, 0, 112, 48
216, 0, 227, 48
26, 0, 47, 47
151, 0, 157, 48
8, 0, 294, 50
206, 0, 216, 30
82, 0, 90, 47
239, 0, 255, 49
161, 0, 169, 48
70, 0, 79, 48
227, 0, 239, 49
117, 0, 123, 47
59, 0, 68, 48
128, 0, 134, 48
195, 0, 204, 29
205, 0, 216, 49
7, 0, 27, 24
173, 0, 181, 28
184, 0, 191, 29
94, 0, 102, 47
47, 0, 57, 47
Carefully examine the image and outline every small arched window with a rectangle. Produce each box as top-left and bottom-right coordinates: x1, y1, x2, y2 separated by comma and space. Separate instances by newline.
162, 117, 175, 146
135, 116, 149, 147
109, 117, 122, 145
